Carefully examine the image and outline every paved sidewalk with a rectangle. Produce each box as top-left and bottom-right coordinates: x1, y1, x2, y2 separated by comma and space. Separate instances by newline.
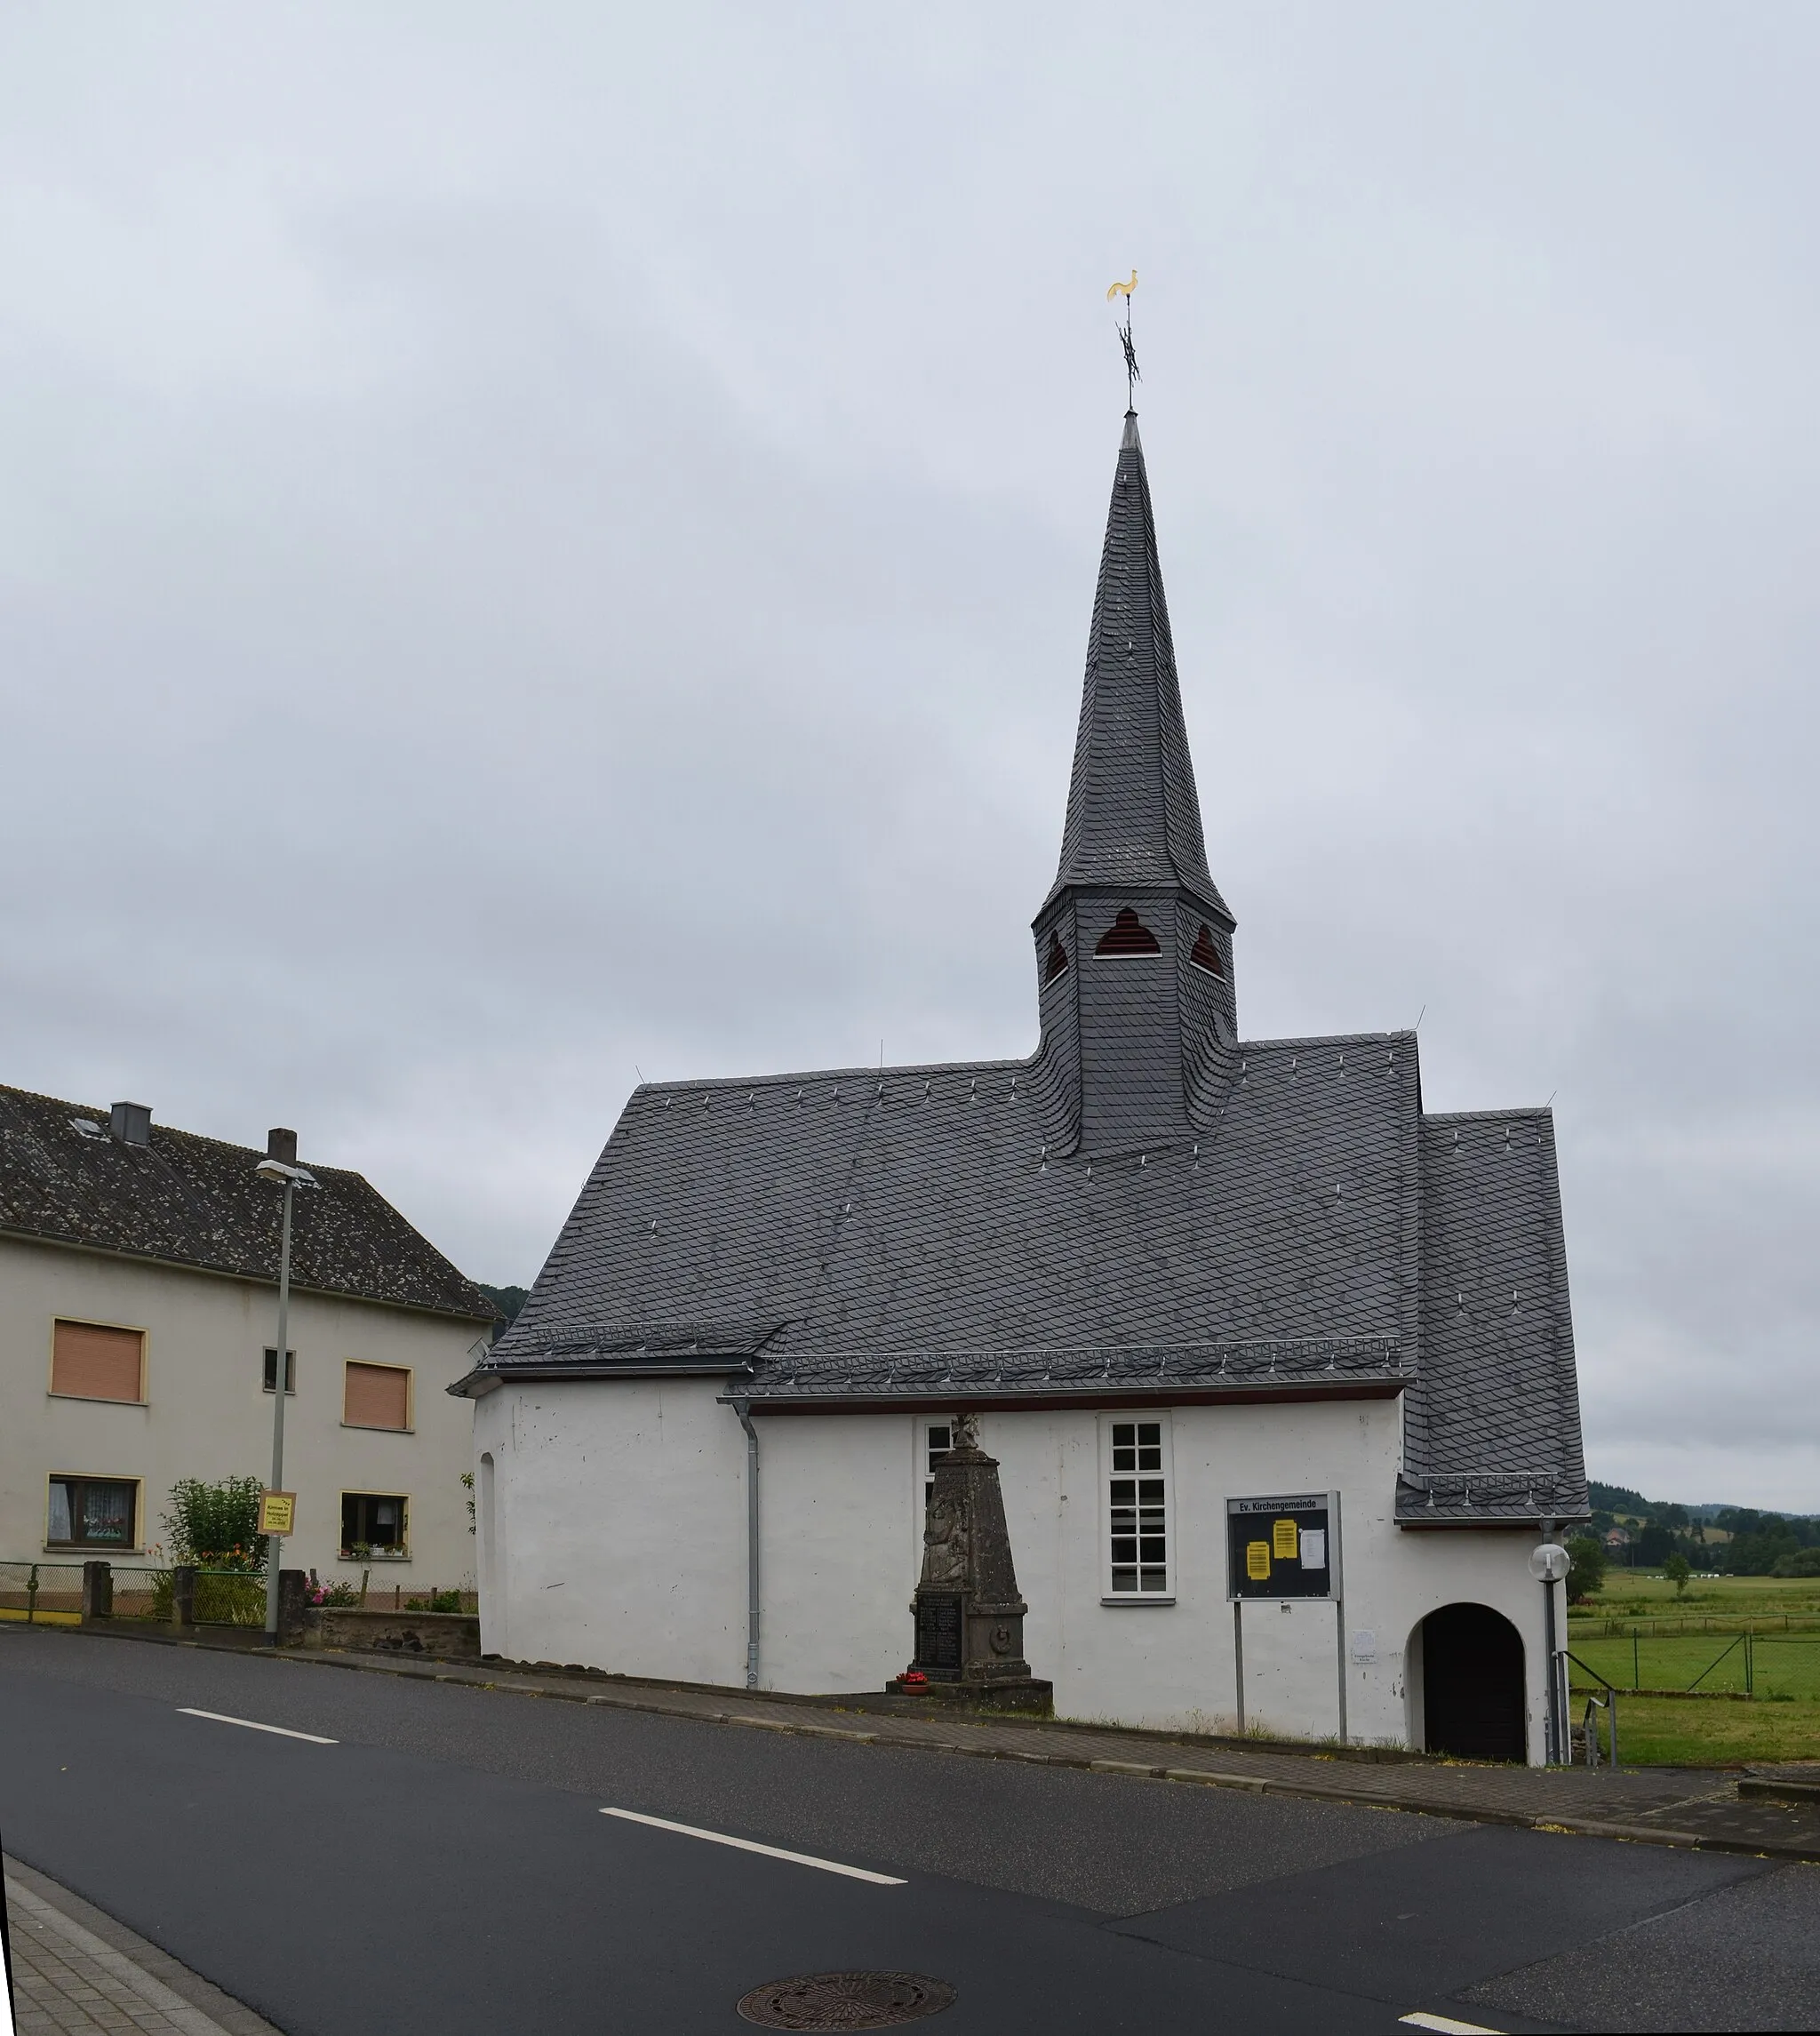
4, 1857, 279, 2036
46, 1618, 1820, 1864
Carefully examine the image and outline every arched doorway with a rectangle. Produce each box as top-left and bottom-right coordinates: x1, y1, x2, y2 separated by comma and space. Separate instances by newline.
1419, 1603, 1526, 1761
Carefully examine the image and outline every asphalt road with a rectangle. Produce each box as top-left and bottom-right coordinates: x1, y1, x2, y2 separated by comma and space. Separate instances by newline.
3, 1625, 1816, 2033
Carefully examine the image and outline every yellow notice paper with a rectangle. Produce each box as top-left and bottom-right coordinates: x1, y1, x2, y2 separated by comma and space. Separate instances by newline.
1273, 1518, 1298, 1559
259, 1491, 296, 1537
1246, 1540, 1271, 1580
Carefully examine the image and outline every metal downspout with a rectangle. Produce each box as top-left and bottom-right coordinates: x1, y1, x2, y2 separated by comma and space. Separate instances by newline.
733, 1398, 760, 1689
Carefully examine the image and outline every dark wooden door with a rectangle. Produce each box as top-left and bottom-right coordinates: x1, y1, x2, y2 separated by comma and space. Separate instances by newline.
1422, 1602, 1527, 1761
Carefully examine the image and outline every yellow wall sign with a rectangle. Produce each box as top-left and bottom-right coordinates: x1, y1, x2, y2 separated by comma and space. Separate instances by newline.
1246, 1540, 1272, 1581
259, 1491, 296, 1537
1273, 1517, 1299, 1559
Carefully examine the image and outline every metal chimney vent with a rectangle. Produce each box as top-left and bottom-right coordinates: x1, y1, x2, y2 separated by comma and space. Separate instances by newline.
266, 1127, 299, 1166
109, 1102, 152, 1147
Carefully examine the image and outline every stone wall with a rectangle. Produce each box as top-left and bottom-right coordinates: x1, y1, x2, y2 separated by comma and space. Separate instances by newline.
299, 1606, 479, 1659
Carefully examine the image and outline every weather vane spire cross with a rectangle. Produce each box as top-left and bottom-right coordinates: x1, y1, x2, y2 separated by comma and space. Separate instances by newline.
1106, 270, 1140, 410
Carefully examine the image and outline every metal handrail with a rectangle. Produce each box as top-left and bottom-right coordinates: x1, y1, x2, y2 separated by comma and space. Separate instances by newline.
1563, 1649, 1620, 1769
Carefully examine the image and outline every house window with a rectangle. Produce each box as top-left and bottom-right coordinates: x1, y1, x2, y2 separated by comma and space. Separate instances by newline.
343, 1361, 411, 1431
925, 1421, 954, 1505
47, 1476, 138, 1549
1106, 1418, 1171, 1596
262, 1347, 296, 1394
50, 1320, 146, 1403
341, 1492, 408, 1557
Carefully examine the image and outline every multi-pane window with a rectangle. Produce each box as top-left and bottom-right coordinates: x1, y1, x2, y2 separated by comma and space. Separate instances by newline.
341, 1492, 408, 1557
262, 1347, 296, 1393
924, 1422, 954, 1505
1107, 1420, 1169, 1595
47, 1476, 137, 1549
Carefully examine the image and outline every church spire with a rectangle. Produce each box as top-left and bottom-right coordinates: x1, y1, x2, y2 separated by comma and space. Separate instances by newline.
1030, 409, 1238, 1156
1044, 412, 1229, 919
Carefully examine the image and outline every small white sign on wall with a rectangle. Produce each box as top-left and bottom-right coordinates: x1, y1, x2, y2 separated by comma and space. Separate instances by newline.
1350, 1629, 1377, 1664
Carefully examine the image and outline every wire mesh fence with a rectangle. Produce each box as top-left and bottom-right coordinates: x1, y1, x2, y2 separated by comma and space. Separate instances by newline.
322, 1577, 476, 1615
0, 1561, 84, 1622
1569, 1631, 1820, 1699
1571, 1612, 1820, 1637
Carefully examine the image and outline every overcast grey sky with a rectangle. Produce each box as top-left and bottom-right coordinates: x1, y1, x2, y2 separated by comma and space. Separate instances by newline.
4, 4, 1816, 1508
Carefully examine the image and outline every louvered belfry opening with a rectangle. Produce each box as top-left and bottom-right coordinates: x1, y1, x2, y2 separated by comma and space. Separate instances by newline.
1095, 907, 1161, 956
1032, 411, 1236, 1153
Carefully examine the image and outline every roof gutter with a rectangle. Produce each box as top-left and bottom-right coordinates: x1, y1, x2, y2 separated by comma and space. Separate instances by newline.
724, 1377, 1407, 1417
446, 1360, 754, 1398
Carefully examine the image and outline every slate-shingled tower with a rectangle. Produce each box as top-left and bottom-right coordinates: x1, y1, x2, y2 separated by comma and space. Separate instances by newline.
463, 401, 1590, 1761
1033, 411, 1237, 1155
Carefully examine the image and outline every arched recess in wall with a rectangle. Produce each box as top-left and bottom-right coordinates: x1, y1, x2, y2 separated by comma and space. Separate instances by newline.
1417, 1602, 1526, 1761
478, 1452, 499, 1642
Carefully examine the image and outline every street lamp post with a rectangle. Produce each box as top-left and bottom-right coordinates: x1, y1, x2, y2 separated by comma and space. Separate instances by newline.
1530, 1533, 1571, 1763
256, 1140, 314, 1641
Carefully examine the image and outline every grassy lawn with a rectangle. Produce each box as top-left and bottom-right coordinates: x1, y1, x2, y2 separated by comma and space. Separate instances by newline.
1568, 1689, 1820, 1767
1562, 1573, 1820, 1763
1573, 1572, 1820, 1628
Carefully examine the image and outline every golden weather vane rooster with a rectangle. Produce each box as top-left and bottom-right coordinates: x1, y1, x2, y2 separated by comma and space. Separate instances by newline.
1106, 270, 1138, 303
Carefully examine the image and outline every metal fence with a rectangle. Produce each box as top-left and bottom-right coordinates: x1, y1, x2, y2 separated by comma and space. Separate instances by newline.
340, 1581, 476, 1615
1571, 1612, 1820, 1638
1569, 1630, 1820, 1699
0, 1561, 84, 1624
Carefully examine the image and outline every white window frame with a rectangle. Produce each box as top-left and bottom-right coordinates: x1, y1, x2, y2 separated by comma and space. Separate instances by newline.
911, 1414, 958, 1569
1099, 1410, 1175, 1603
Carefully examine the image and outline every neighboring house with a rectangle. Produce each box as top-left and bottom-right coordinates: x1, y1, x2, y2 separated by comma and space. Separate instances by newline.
457, 407, 1589, 1763
1, 1090, 497, 1584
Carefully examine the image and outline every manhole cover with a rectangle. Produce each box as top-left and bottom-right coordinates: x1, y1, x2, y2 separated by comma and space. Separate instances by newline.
736, 1970, 956, 2029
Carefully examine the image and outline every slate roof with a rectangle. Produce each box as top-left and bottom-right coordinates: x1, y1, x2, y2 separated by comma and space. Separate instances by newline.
0, 1084, 497, 1323
1046, 413, 1230, 920
471, 409, 1587, 1528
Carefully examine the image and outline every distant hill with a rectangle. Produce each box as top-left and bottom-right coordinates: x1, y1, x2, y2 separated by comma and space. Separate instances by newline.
478, 1283, 529, 1324
1588, 1477, 1819, 1577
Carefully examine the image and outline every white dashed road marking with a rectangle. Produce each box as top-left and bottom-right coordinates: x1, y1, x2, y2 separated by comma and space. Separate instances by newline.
177, 1708, 337, 1744
1400, 2014, 1504, 2034
601, 1808, 906, 1884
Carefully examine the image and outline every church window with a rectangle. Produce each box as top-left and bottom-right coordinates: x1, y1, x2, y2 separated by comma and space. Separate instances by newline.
1095, 908, 1161, 957
925, 1420, 954, 1505
1189, 923, 1225, 978
1043, 933, 1070, 983
1104, 1416, 1172, 1598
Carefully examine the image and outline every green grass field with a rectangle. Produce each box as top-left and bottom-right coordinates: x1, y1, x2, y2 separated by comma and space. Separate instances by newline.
1572, 1571, 1820, 1627
1568, 1691, 1820, 1767
1562, 1571, 1820, 1764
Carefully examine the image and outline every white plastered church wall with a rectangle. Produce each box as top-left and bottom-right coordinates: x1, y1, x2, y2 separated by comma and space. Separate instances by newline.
482, 1385, 1553, 1759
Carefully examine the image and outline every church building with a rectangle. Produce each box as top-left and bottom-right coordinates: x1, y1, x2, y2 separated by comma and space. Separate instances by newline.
456, 408, 1589, 1763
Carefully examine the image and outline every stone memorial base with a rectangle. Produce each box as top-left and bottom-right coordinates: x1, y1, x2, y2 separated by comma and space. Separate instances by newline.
883, 1674, 1054, 1715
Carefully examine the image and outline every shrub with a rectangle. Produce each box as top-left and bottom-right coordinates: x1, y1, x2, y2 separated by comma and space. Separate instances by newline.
163, 1477, 267, 1572
1772, 1547, 1820, 1577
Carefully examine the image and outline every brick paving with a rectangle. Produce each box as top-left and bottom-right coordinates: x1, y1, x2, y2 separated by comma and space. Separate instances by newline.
4, 1859, 278, 2036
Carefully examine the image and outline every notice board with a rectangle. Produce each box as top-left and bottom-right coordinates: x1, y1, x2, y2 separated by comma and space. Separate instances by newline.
1226, 1493, 1333, 1600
